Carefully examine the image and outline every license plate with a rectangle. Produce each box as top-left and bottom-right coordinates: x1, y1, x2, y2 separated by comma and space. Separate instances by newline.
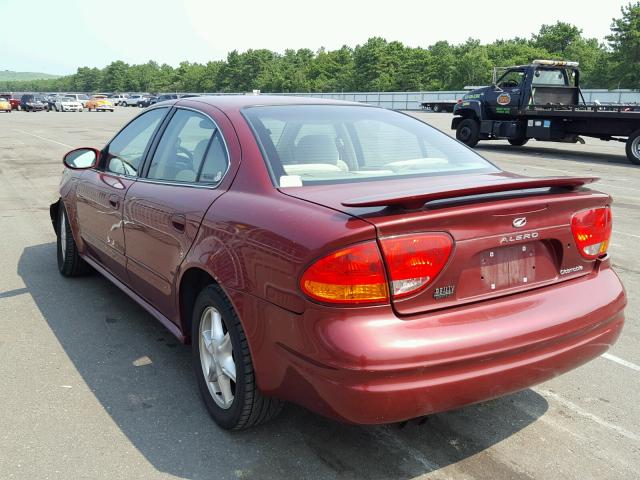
479, 242, 537, 291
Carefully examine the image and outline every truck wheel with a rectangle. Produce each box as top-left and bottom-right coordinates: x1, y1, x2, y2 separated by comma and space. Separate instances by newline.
456, 118, 480, 147
432, 104, 441, 113
625, 131, 640, 165
508, 137, 529, 147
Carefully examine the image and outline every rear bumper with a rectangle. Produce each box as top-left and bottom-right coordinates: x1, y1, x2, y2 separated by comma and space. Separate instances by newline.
239, 260, 626, 424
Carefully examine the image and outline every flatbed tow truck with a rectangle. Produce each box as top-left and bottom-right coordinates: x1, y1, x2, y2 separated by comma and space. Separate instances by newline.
451, 60, 640, 165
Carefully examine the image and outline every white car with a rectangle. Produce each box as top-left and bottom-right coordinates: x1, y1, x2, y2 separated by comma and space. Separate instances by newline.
64, 93, 90, 107
124, 94, 148, 107
54, 96, 84, 112
108, 94, 128, 106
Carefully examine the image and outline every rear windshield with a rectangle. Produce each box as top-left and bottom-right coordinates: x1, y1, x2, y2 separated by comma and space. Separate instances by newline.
243, 105, 496, 187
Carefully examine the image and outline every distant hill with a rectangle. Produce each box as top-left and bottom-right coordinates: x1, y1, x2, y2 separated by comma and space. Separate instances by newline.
0, 70, 60, 81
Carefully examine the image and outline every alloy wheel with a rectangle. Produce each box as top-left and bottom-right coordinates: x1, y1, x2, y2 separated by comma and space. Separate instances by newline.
199, 306, 236, 409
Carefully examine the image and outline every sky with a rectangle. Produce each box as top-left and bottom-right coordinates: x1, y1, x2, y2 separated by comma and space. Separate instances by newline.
0, 0, 631, 75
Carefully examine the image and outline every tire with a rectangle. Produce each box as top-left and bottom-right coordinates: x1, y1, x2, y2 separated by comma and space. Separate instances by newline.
625, 130, 640, 165
456, 118, 480, 147
56, 203, 91, 277
192, 284, 283, 430
432, 104, 442, 113
508, 137, 529, 147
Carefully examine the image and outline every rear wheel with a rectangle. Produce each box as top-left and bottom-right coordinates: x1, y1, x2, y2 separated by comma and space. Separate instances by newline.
625, 130, 640, 165
508, 137, 529, 147
57, 203, 91, 277
192, 284, 283, 430
456, 118, 480, 147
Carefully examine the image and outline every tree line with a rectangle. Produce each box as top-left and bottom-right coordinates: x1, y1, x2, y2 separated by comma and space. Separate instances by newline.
3, 4, 640, 93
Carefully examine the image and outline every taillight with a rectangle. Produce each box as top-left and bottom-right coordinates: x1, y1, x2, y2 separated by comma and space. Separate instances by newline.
380, 233, 453, 298
571, 206, 612, 260
300, 242, 389, 304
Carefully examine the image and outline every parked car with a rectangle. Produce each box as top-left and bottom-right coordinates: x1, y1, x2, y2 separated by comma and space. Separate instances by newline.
64, 93, 90, 107
138, 95, 158, 108
1, 93, 21, 110
41, 94, 59, 111
54, 96, 83, 112
158, 94, 179, 102
123, 94, 149, 107
51, 96, 626, 431
108, 94, 128, 106
20, 94, 46, 111
0, 96, 12, 112
85, 95, 114, 112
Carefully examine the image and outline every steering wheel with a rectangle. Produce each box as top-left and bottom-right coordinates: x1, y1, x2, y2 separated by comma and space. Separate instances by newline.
503, 79, 519, 88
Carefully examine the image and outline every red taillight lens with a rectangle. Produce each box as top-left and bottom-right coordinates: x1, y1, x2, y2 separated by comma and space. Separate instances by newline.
571, 207, 612, 260
300, 242, 389, 304
380, 233, 453, 298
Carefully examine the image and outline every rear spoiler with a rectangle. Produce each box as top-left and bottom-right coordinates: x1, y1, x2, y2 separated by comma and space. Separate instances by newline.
342, 177, 598, 210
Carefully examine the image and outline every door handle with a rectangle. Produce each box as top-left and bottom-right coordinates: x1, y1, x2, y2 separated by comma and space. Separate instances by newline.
170, 214, 186, 232
108, 195, 120, 209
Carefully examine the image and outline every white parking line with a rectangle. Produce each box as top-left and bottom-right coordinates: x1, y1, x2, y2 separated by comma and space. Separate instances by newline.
13, 129, 73, 148
613, 230, 640, 239
602, 353, 640, 372
538, 389, 640, 442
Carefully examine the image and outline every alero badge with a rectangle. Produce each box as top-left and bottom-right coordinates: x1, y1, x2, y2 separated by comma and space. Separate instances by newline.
512, 217, 527, 228
497, 93, 511, 106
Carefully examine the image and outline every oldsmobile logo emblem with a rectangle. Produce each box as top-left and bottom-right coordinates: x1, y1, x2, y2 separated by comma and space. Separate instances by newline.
512, 217, 527, 228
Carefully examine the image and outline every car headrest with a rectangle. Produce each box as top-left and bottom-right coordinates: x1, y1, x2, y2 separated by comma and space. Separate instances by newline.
294, 135, 339, 165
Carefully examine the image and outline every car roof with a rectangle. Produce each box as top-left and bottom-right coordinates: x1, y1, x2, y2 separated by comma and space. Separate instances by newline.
179, 94, 365, 113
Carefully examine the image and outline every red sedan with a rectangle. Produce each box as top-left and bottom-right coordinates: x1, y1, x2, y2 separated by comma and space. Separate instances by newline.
51, 96, 626, 430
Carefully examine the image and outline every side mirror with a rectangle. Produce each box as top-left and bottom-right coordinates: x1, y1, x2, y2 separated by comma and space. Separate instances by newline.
63, 148, 99, 170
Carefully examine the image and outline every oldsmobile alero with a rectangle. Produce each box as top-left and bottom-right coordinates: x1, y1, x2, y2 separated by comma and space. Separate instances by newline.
51, 95, 626, 430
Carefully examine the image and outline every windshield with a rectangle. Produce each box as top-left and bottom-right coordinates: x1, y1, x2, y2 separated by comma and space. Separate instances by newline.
243, 105, 496, 187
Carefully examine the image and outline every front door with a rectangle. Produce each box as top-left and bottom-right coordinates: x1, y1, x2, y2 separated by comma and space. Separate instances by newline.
123, 107, 231, 320
75, 107, 169, 280
488, 68, 525, 115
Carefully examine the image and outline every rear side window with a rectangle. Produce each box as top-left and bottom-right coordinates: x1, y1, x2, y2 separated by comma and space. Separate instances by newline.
105, 107, 167, 176
198, 133, 228, 184
532, 69, 568, 86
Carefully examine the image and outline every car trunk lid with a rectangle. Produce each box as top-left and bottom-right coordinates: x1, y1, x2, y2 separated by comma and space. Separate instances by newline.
281, 173, 611, 315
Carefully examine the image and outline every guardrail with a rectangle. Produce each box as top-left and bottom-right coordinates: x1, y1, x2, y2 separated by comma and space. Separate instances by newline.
27, 89, 640, 110
262, 90, 640, 110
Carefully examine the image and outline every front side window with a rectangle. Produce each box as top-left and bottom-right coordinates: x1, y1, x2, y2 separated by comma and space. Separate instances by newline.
147, 109, 226, 183
244, 105, 496, 187
497, 70, 525, 88
105, 107, 167, 176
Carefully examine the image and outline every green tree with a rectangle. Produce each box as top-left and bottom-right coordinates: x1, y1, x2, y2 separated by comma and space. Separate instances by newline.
533, 22, 582, 54
607, 2, 640, 88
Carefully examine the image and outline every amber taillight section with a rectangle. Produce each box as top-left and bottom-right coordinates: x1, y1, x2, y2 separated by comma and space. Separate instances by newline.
571, 206, 612, 260
300, 242, 389, 304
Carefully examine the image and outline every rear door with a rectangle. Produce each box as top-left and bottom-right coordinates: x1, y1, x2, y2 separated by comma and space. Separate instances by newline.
123, 107, 231, 320
75, 107, 169, 280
